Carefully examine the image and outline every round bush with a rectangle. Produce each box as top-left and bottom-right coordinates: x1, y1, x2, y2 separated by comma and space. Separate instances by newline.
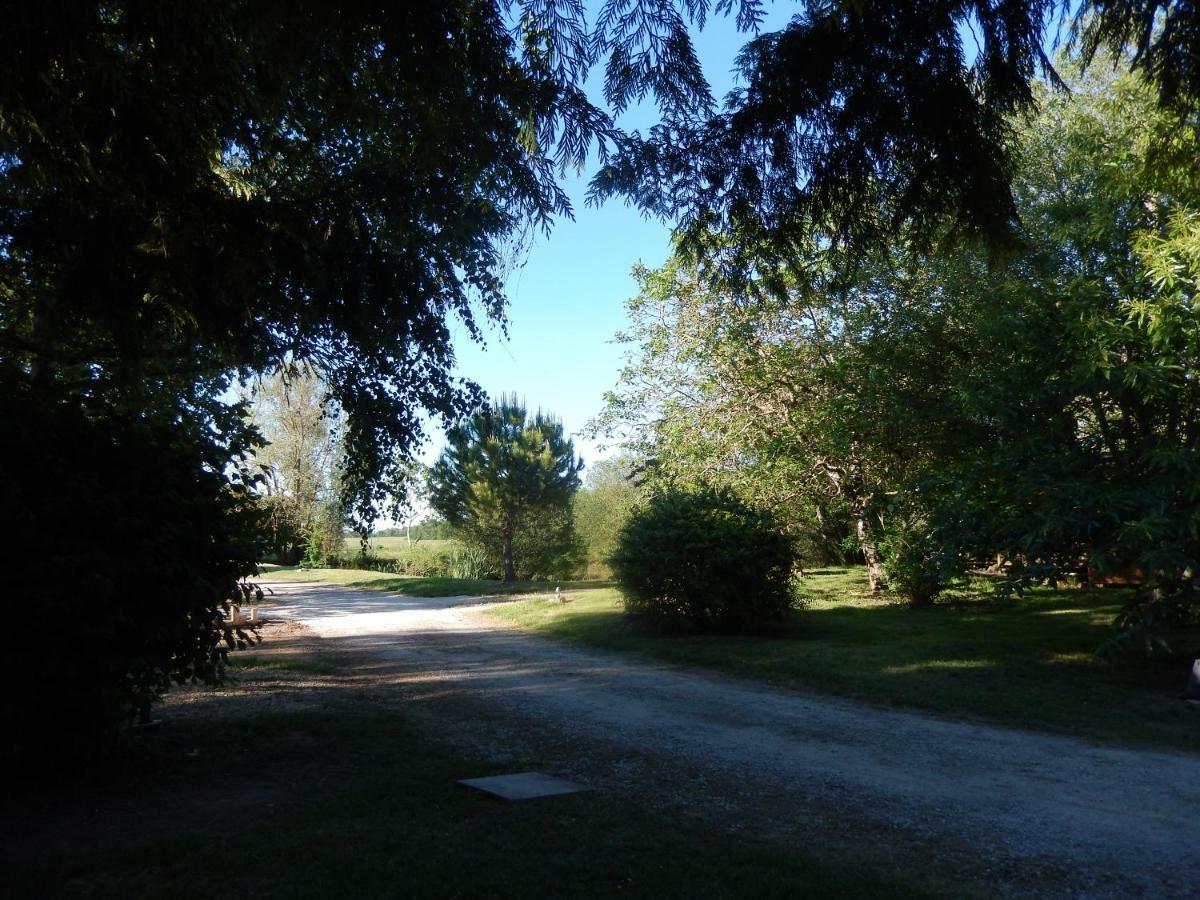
611, 489, 797, 633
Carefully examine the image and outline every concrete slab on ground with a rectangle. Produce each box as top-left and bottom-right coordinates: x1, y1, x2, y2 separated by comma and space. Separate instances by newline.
458, 772, 590, 801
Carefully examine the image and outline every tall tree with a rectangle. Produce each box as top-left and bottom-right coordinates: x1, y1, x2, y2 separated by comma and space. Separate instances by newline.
592, 251, 881, 579
429, 396, 583, 581
248, 370, 343, 564
591, 1, 1200, 275
0, 2, 610, 748
573, 454, 642, 578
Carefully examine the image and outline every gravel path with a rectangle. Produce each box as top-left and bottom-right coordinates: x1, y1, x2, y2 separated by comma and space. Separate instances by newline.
263, 581, 1200, 898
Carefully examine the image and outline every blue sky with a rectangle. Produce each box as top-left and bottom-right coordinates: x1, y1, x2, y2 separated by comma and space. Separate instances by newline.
432, 6, 796, 473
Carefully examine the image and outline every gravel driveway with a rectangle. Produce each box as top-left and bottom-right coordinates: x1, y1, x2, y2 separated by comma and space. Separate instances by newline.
262, 580, 1200, 898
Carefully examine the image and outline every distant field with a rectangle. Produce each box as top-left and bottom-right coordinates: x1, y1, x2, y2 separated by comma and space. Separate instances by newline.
341, 536, 455, 558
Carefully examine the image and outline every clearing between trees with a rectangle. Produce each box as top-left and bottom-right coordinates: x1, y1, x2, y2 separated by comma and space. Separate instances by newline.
222, 582, 1200, 895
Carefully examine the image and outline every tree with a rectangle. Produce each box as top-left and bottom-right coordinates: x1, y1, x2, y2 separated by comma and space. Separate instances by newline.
573, 455, 642, 579
597, 55, 1200, 622
591, 1, 1200, 275
429, 396, 583, 582
248, 370, 342, 564
0, 3, 610, 747
592, 251, 885, 581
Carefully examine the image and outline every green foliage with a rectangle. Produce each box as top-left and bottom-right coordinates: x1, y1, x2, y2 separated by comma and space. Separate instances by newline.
599, 58, 1200, 654
0, 395, 259, 764
572, 455, 642, 578
258, 494, 309, 565
590, 2, 1200, 273
612, 489, 797, 633
249, 372, 345, 564
0, 4, 623, 523
877, 505, 963, 608
320, 546, 452, 579
429, 395, 583, 581
5, 0, 1200, 745
0, 3, 615, 737
507, 507, 586, 580
448, 545, 493, 580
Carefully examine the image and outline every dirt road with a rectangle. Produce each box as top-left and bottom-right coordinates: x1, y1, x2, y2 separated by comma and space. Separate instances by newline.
262, 580, 1200, 898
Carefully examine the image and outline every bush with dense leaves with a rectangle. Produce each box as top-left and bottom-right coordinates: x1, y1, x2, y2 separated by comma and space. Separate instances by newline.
1, 395, 260, 766
611, 490, 797, 633
878, 506, 965, 608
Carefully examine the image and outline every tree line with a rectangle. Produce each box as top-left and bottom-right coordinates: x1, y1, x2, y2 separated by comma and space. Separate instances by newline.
4, 1, 1198, 758
595, 57, 1200, 652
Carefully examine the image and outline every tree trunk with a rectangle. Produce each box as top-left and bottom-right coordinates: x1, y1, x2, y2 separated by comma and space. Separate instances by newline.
501, 525, 516, 582
856, 512, 886, 592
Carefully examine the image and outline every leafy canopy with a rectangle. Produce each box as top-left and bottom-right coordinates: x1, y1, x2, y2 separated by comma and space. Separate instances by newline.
612, 488, 797, 633
0, 1, 614, 523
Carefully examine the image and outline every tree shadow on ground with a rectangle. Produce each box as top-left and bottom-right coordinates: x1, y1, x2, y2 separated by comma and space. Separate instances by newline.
514, 581, 1200, 751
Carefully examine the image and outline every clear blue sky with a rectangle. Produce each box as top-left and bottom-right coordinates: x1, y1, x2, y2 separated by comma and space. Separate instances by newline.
430, 6, 796, 474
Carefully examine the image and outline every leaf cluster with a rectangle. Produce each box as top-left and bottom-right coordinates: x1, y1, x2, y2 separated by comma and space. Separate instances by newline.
612, 488, 797, 632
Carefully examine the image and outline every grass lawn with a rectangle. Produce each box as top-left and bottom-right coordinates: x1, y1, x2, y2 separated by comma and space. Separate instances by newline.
341, 535, 455, 557
3, 706, 936, 898
262, 565, 611, 598
484, 568, 1200, 753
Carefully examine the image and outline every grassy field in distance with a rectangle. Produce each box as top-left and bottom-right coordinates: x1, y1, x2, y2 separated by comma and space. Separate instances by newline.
340, 536, 455, 558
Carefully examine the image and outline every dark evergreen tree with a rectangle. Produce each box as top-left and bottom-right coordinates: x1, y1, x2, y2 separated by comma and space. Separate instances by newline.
429, 396, 583, 582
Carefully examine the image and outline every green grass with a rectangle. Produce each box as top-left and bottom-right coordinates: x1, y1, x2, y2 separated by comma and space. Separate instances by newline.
3, 708, 940, 899
227, 655, 341, 676
341, 535, 455, 558
484, 569, 1200, 753
264, 565, 611, 598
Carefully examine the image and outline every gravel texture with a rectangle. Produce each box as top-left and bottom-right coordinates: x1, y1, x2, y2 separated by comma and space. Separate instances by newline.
260, 580, 1200, 898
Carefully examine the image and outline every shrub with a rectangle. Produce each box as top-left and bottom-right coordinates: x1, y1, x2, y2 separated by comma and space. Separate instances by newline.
878, 505, 964, 607
318, 544, 452, 578
611, 489, 797, 633
3, 396, 259, 765
448, 545, 493, 579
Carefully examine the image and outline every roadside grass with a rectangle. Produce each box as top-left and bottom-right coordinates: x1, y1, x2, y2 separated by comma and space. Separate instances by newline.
227, 655, 341, 677
484, 569, 1200, 753
3, 708, 937, 899
263, 565, 612, 598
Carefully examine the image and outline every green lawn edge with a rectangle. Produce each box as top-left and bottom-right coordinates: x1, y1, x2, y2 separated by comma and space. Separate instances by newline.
481, 570, 1200, 754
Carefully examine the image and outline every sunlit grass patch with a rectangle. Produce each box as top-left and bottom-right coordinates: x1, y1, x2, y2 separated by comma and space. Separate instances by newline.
484, 567, 1200, 752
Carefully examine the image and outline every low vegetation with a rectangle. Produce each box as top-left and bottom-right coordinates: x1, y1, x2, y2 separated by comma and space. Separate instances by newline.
341, 536, 454, 557
612, 489, 796, 633
484, 568, 1200, 753
323, 537, 458, 577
